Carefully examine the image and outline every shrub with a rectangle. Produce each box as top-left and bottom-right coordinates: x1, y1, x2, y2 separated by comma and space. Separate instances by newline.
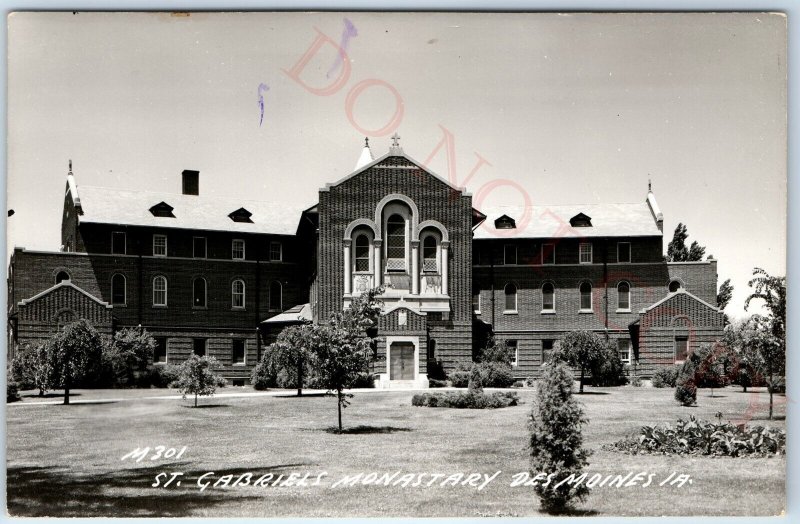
143, 364, 181, 388
512, 380, 524, 388
351, 372, 375, 389
590, 342, 627, 386
468, 365, 483, 393
629, 375, 643, 387
651, 366, 680, 388
411, 391, 519, 409
428, 378, 448, 388
251, 353, 279, 390
427, 359, 447, 380
604, 415, 785, 457
478, 362, 516, 388
448, 361, 472, 388
173, 355, 226, 407
529, 361, 590, 514
7, 375, 21, 403
674, 359, 698, 406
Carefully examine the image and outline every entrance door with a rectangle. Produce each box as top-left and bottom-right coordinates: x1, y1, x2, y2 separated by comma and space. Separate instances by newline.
390, 342, 415, 380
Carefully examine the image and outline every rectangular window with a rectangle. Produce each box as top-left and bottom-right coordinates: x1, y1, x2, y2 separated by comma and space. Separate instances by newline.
193, 237, 207, 258
153, 277, 167, 307
617, 339, 631, 363
269, 241, 282, 262
153, 337, 168, 363
193, 338, 207, 357
542, 339, 555, 364
542, 243, 555, 265
232, 339, 246, 365
675, 336, 689, 362
232, 239, 245, 260
579, 243, 592, 264
153, 234, 167, 257
504, 244, 517, 265
506, 340, 518, 367
111, 232, 126, 255
617, 242, 631, 263
472, 292, 481, 313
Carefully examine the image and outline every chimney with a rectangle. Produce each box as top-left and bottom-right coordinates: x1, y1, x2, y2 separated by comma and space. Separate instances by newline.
182, 170, 199, 195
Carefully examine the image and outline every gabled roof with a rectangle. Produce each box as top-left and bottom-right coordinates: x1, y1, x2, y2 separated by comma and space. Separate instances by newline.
639, 288, 721, 314
75, 185, 306, 236
18, 280, 112, 309
261, 303, 312, 324
474, 202, 662, 239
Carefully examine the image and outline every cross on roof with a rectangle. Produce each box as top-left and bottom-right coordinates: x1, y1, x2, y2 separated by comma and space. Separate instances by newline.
391, 133, 401, 147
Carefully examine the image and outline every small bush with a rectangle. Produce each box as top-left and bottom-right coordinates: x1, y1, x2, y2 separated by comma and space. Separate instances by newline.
468, 365, 483, 393
412, 391, 519, 409
144, 364, 181, 388
604, 415, 786, 457
448, 361, 472, 388
512, 380, 525, 388
7, 378, 21, 403
428, 378, 448, 388
351, 372, 375, 389
651, 366, 680, 388
629, 375, 643, 387
675, 359, 698, 406
478, 362, 516, 388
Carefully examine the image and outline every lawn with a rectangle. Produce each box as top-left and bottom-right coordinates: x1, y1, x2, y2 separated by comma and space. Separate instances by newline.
6, 385, 786, 517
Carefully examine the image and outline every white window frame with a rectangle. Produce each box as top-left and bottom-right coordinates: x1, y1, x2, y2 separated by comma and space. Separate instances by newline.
617, 281, 631, 312
353, 232, 373, 273
383, 204, 410, 272
542, 243, 555, 265
617, 339, 632, 364
579, 242, 593, 264
507, 340, 519, 367
503, 282, 518, 314
232, 339, 247, 366
579, 282, 593, 312
269, 241, 283, 262
269, 280, 283, 312
473, 292, 481, 314
193, 236, 207, 259
420, 231, 441, 273
541, 282, 555, 314
193, 277, 208, 309
674, 335, 689, 363
504, 244, 518, 265
153, 234, 167, 257
232, 279, 246, 309
153, 337, 169, 364
232, 239, 245, 260
617, 242, 631, 263
111, 231, 127, 255
111, 273, 127, 306
153, 276, 167, 307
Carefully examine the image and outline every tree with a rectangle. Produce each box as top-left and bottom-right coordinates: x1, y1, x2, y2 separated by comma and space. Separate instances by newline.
109, 326, 157, 387
529, 361, 590, 514
674, 357, 697, 407
173, 355, 226, 407
717, 278, 734, 310
307, 286, 383, 432
49, 319, 104, 405
269, 323, 315, 396
10, 342, 55, 397
555, 331, 605, 393
666, 223, 706, 262
744, 268, 786, 419
724, 317, 767, 392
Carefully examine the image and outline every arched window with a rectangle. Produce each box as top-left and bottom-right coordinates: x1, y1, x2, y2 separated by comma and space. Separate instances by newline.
386, 213, 406, 271
193, 278, 207, 308
354, 234, 370, 272
55, 310, 75, 331
669, 280, 682, 293
504, 283, 518, 312
542, 282, 555, 311
579, 282, 592, 311
153, 276, 167, 306
55, 271, 70, 284
269, 281, 282, 312
617, 281, 631, 310
232, 279, 245, 309
422, 234, 438, 272
111, 274, 126, 305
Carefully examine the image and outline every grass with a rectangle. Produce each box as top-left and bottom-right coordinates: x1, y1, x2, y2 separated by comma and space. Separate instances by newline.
6, 385, 786, 517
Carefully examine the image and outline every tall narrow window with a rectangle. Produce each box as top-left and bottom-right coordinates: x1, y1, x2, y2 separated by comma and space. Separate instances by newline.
422, 235, 438, 272
617, 339, 631, 364
269, 241, 282, 262
111, 274, 126, 305
472, 292, 481, 313
579, 243, 592, 264
542, 282, 555, 312
617, 281, 631, 310
506, 340, 519, 367
542, 339, 555, 364
232, 239, 245, 260
232, 279, 245, 309
193, 338, 207, 356
579, 282, 592, 311
504, 244, 518, 265
153, 234, 167, 257
153, 276, 167, 306
617, 242, 631, 263
153, 337, 168, 363
232, 339, 246, 365
269, 281, 282, 311
193, 237, 207, 258
675, 336, 689, 362
386, 214, 406, 271
542, 243, 555, 265
354, 234, 370, 272
504, 283, 518, 312
193, 278, 207, 308
112, 232, 126, 255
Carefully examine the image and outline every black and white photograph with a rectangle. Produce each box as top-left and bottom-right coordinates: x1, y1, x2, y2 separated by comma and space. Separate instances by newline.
4, 10, 788, 518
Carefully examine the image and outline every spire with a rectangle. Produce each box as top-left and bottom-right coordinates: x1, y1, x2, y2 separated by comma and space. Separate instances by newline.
389, 132, 403, 155
68, 159, 73, 175
645, 175, 663, 232
354, 136, 374, 170
648, 177, 652, 192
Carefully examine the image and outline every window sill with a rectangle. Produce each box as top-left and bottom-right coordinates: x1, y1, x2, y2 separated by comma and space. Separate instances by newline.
112, 303, 127, 308
231, 307, 247, 311
579, 261, 593, 265
153, 254, 167, 258
540, 310, 555, 315
153, 361, 167, 366
503, 310, 518, 315
473, 310, 481, 315
232, 257, 245, 261
192, 306, 208, 310
616, 308, 631, 313
578, 309, 594, 314
232, 362, 246, 366
152, 305, 168, 309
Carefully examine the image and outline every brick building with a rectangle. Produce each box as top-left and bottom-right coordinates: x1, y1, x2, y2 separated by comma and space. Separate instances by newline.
7, 138, 725, 385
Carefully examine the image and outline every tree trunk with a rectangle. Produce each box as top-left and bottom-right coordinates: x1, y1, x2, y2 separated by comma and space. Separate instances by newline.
64, 384, 70, 405
337, 390, 343, 433
63, 368, 71, 405
297, 358, 303, 397
579, 367, 585, 394
768, 366, 774, 420
195, 392, 198, 408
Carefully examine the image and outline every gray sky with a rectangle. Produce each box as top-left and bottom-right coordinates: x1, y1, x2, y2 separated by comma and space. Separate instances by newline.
7, 11, 787, 318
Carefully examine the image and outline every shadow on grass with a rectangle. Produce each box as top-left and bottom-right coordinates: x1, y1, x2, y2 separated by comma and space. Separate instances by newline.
274, 393, 329, 398
7, 462, 307, 517
324, 425, 413, 434
575, 392, 610, 396
181, 404, 230, 409
21, 392, 82, 399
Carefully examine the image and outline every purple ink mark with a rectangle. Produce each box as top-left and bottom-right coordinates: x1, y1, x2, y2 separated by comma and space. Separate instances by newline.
327, 18, 358, 79
257, 83, 270, 127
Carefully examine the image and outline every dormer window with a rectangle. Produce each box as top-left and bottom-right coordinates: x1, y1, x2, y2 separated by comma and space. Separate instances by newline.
228, 207, 253, 223
494, 214, 516, 230
149, 202, 175, 218
570, 212, 592, 227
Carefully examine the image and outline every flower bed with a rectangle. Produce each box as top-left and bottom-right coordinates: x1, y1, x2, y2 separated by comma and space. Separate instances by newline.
411, 391, 519, 409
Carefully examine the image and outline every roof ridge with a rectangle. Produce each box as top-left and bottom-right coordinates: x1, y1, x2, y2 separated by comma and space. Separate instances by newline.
79, 185, 308, 207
